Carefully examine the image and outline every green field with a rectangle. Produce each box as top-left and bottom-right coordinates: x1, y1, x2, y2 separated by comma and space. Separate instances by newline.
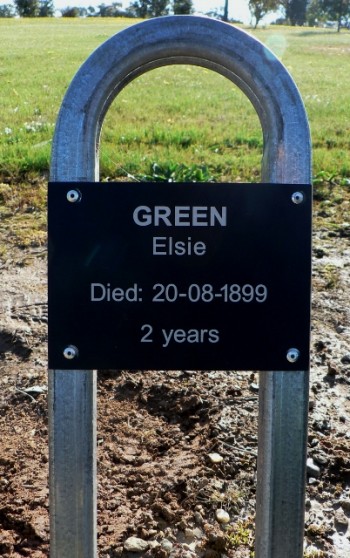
0, 18, 350, 184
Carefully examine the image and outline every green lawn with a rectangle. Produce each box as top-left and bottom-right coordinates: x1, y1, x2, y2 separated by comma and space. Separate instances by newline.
0, 18, 349, 183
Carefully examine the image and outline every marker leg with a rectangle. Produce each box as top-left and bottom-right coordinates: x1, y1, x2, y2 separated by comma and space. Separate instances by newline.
49, 370, 97, 558
255, 370, 309, 558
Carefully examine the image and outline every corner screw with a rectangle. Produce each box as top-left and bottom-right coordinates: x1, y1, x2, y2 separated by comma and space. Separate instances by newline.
291, 191, 304, 205
66, 189, 81, 203
63, 345, 79, 360
286, 348, 300, 363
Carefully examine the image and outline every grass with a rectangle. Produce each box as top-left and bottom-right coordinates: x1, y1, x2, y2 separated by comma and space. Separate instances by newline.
0, 178, 46, 249
100, 64, 263, 183
1, 18, 349, 186
2, 19, 349, 249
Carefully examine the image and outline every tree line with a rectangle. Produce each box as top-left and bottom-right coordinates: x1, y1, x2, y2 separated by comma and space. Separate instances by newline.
0, 0, 191, 18
250, 0, 350, 28
0, 0, 349, 30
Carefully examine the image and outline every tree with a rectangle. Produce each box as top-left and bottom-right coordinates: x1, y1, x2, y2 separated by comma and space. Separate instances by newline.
14, 0, 40, 16
97, 2, 122, 16
305, 0, 325, 26
38, 0, 55, 16
173, 0, 193, 14
129, 0, 169, 17
248, 0, 279, 26
222, 0, 229, 21
60, 5, 80, 16
0, 3, 16, 16
282, 0, 307, 25
320, 0, 350, 30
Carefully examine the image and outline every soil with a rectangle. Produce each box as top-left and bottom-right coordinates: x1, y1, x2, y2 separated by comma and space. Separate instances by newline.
0, 181, 349, 557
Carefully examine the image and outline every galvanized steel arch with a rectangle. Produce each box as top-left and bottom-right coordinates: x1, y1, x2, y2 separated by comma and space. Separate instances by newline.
50, 15, 311, 184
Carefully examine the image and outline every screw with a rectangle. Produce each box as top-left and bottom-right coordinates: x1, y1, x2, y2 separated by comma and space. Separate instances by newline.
66, 189, 81, 203
63, 345, 79, 360
291, 191, 304, 205
286, 348, 300, 363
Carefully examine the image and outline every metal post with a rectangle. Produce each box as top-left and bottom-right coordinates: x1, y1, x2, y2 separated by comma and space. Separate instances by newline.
49, 16, 311, 557
48, 371, 97, 557
49, 96, 98, 555
255, 371, 310, 557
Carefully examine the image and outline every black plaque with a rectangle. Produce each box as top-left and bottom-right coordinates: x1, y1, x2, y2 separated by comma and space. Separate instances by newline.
48, 182, 311, 370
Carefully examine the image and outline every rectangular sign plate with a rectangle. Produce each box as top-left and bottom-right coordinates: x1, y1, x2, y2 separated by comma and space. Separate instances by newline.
48, 182, 311, 370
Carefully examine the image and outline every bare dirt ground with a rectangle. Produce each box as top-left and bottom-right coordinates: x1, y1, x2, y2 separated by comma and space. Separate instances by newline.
0, 180, 349, 557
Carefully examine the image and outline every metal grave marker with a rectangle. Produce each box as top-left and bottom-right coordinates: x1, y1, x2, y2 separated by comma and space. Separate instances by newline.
48, 15, 312, 558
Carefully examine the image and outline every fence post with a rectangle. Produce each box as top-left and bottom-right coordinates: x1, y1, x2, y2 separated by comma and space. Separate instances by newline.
49, 16, 311, 558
